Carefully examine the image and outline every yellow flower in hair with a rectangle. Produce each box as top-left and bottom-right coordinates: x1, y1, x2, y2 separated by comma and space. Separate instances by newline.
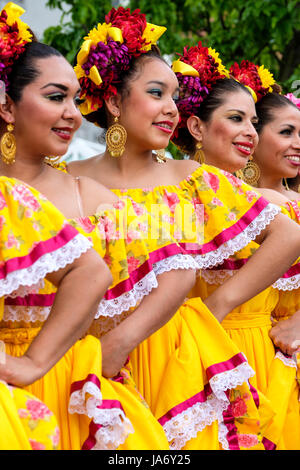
257, 65, 275, 92
4, 2, 32, 43
84, 22, 123, 46
208, 47, 229, 77
141, 23, 167, 51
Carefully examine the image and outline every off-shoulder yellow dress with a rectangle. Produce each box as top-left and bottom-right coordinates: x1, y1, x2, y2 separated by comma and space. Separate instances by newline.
108, 164, 281, 450
3, 180, 173, 450
190, 196, 300, 450
0, 176, 80, 450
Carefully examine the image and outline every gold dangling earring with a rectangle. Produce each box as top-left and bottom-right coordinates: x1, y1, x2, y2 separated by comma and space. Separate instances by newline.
241, 156, 261, 186
153, 148, 167, 164
1, 123, 16, 165
194, 142, 205, 164
105, 116, 127, 158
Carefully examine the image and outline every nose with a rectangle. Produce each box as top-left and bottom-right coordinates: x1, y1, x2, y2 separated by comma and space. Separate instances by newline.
243, 120, 258, 141
291, 132, 300, 149
164, 95, 179, 118
63, 98, 82, 126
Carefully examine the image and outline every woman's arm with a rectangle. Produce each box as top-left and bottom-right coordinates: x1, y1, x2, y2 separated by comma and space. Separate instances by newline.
0, 249, 112, 386
204, 213, 300, 322
100, 269, 196, 377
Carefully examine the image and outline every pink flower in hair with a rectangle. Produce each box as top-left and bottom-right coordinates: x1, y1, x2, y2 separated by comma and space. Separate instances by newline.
285, 93, 300, 109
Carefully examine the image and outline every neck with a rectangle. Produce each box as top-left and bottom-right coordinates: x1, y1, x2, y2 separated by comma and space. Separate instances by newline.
257, 172, 288, 194
0, 155, 48, 186
102, 144, 155, 177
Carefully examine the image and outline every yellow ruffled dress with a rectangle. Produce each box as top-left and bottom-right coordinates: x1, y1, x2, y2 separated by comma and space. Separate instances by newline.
109, 164, 281, 450
190, 198, 300, 450
3, 191, 172, 450
0, 176, 81, 450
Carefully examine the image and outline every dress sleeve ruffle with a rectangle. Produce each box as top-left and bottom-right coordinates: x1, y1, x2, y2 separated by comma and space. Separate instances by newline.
179, 165, 281, 268
200, 199, 300, 291
0, 177, 92, 300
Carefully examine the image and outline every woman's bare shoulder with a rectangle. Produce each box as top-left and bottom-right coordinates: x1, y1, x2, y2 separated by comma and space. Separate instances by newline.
167, 158, 201, 180
67, 155, 101, 177
257, 187, 290, 205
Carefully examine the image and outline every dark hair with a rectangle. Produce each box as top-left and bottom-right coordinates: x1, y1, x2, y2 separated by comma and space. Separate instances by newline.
173, 78, 253, 156
7, 40, 63, 103
255, 92, 300, 134
84, 45, 167, 129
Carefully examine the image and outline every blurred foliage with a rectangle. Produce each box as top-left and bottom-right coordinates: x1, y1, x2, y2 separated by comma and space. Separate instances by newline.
43, 0, 300, 158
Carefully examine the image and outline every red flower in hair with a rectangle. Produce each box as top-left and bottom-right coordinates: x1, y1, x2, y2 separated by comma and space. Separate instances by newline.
229, 60, 269, 101
179, 42, 225, 90
105, 7, 147, 56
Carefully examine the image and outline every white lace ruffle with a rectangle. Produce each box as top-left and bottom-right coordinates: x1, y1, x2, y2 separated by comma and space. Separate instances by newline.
3, 305, 51, 323
153, 254, 200, 276
96, 254, 199, 319
209, 360, 255, 402
201, 267, 300, 292
165, 394, 228, 450
69, 379, 134, 450
194, 203, 280, 269
0, 234, 92, 297
164, 357, 254, 449
275, 351, 297, 368
90, 408, 134, 450
201, 269, 235, 285
272, 273, 300, 291
8, 280, 45, 298
96, 270, 158, 319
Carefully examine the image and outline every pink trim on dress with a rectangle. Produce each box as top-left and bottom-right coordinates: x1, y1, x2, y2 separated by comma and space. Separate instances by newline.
158, 384, 213, 427
0, 224, 79, 277
205, 353, 248, 381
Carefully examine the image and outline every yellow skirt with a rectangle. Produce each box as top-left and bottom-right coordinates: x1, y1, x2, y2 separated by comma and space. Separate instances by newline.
130, 298, 267, 450
222, 312, 300, 450
1, 327, 169, 450
0, 381, 59, 450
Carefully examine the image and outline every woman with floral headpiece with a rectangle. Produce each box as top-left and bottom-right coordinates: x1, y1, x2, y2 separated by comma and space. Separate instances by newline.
0, 2, 195, 450
235, 73, 300, 449
171, 44, 300, 449
0, 2, 117, 450
69, 7, 300, 450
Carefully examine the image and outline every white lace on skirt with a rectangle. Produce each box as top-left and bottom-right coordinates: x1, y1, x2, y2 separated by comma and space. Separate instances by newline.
69, 378, 134, 450
275, 351, 297, 368
0, 234, 92, 297
209, 360, 255, 402
164, 357, 255, 449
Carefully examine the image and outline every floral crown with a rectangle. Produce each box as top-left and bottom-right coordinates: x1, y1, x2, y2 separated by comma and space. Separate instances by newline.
74, 7, 166, 119
229, 60, 276, 102
171, 41, 229, 131
0, 2, 32, 92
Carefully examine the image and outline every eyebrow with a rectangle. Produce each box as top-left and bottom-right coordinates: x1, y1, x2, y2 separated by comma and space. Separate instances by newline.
41, 83, 69, 91
146, 80, 166, 87
146, 80, 180, 92
280, 123, 295, 129
227, 109, 258, 120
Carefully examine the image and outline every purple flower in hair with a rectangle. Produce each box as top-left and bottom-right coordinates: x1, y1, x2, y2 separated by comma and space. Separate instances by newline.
82, 39, 131, 84
176, 74, 209, 117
